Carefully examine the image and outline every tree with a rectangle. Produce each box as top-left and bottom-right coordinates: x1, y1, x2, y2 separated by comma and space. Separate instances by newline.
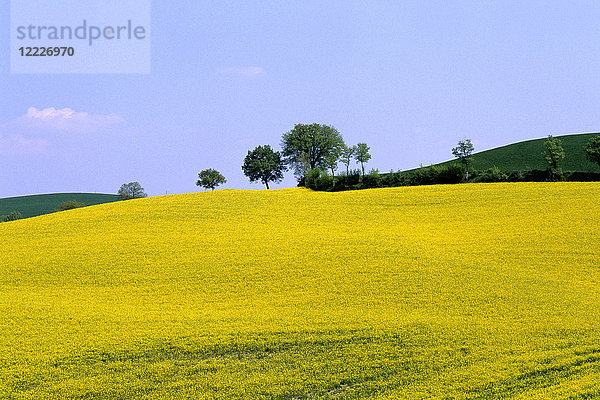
584, 136, 600, 169
281, 123, 345, 180
340, 144, 354, 175
118, 182, 148, 200
452, 139, 475, 180
543, 135, 565, 178
242, 145, 286, 189
354, 143, 372, 176
196, 169, 227, 191
323, 145, 343, 185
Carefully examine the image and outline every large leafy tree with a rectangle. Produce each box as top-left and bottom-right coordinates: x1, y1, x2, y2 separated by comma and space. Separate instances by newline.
584, 136, 600, 169
242, 145, 286, 189
452, 139, 475, 180
354, 143, 371, 176
118, 182, 148, 200
196, 169, 227, 191
281, 123, 345, 180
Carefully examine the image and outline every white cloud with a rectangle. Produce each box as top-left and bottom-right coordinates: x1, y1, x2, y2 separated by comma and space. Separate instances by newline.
0, 107, 125, 154
219, 66, 266, 77
13, 107, 124, 133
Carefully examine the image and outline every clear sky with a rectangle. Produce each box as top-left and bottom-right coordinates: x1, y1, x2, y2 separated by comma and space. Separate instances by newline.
2, 1, 600, 197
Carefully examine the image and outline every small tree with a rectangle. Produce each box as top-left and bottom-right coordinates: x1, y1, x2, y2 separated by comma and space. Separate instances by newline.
584, 136, 600, 169
543, 135, 565, 179
340, 144, 354, 175
354, 143, 372, 176
118, 182, 148, 200
197, 169, 227, 191
242, 145, 286, 189
452, 139, 475, 180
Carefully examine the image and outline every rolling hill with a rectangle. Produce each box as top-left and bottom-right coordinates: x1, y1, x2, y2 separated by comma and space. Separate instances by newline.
0, 184, 599, 399
424, 132, 600, 172
0, 193, 119, 219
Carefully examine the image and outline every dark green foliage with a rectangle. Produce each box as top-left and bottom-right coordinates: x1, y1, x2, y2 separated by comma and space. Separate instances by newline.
118, 182, 148, 199
196, 169, 226, 191
1, 210, 23, 222
359, 169, 382, 189
380, 171, 409, 187
0, 193, 119, 219
584, 136, 600, 169
408, 165, 465, 186
432, 164, 466, 184
472, 167, 508, 183
281, 123, 345, 180
242, 145, 286, 189
566, 171, 600, 182
333, 170, 362, 190
304, 168, 333, 191
56, 200, 86, 211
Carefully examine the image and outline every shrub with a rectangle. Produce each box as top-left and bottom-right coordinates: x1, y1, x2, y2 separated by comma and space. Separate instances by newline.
56, 200, 86, 211
305, 168, 333, 191
566, 171, 600, 182
380, 171, 409, 187
355, 169, 382, 190
435, 164, 466, 184
1, 210, 23, 222
472, 167, 507, 183
409, 165, 465, 186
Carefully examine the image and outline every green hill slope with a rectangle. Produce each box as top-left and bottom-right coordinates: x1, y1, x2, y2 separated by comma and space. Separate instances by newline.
0, 193, 120, 218
430, 132, 600, 172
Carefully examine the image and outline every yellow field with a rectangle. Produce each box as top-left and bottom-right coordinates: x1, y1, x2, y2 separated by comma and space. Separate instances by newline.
1, 182, 599, 399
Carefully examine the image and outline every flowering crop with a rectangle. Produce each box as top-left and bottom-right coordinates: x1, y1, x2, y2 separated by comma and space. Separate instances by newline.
0, 182, 599, 399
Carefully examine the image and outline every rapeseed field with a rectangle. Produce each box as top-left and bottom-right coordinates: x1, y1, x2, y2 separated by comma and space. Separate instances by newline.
0, 182, 599, 399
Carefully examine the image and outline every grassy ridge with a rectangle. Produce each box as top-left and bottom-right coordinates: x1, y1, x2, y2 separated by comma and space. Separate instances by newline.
431, 132, 600, 172
0, 184, 599, 398
0, 193, 119, 218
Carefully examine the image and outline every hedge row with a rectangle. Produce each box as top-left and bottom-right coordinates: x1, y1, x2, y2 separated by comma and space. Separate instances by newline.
304, 165, 600, 192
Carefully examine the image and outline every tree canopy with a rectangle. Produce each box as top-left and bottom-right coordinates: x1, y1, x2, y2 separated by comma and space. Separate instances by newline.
281, 123, 345, 180
242, 145, 286, 189
118, 182, 148, 200
197, 169, 227, 191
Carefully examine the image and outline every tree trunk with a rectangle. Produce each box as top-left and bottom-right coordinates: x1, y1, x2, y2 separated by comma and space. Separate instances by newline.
265, 181, 270, 190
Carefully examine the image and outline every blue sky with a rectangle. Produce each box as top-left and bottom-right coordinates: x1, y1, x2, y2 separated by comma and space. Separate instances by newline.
2, 1, 600, 197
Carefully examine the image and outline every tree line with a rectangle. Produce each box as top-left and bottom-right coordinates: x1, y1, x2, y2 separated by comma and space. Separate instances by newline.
196, 123, 372, 191
194, 125, 600, 192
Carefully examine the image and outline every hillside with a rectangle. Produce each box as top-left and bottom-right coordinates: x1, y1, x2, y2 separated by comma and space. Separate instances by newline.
427, 132, 600, 172
0, 193, 119, 218
0, 184, 599, 399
